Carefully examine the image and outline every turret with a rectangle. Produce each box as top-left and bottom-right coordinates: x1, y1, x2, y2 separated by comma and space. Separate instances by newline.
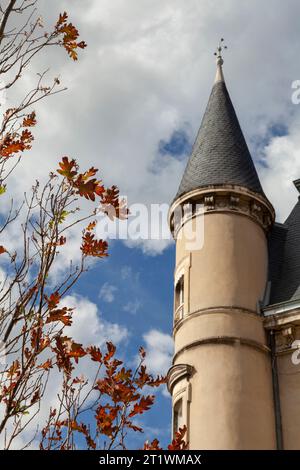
167, 41, 277, 449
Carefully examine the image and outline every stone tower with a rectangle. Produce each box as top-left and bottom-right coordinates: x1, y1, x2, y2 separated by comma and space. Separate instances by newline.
167, 46, 278, 449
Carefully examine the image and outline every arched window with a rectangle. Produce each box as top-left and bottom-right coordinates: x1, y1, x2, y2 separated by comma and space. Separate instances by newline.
173, 398, 183, 435
175, 275, 184, 323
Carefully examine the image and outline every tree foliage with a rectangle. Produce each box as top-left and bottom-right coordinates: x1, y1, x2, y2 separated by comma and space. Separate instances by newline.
0, 0, 187, 450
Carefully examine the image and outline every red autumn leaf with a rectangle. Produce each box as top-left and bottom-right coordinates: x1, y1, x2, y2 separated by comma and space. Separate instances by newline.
53, 236, 66, 246
143, 438, 162, 450
101, 185, 119, 205
139, 346, 146, 359
115, 367, 132, 383
101, 185, 129, 221
126, 421, 143, 433
104, 342, 116, 363
0, 129, 34, 158
69, 420, 87, 434
7, 360, 21, 378
95, 184, 105, 196
75, 177, 99, 201
95, 406, 118, 437
46, 307, 73, 326
37, 359, 53, 371
22, 111, 37, 127
31, 389, 40, 405
86, 220, 97, 231
82, 167, 98, 180
0, 245, 6, 254
66, 340, 86, 363
55, 12, 87, 61
57, 11, 68, 26
45, 291, 60, 310
168, 425, 188, 450
128, 395, 154, 418
87, 346, 103, 363
57, 156, 77, 180
86, 435, 96, 450
81, 231, 108, 258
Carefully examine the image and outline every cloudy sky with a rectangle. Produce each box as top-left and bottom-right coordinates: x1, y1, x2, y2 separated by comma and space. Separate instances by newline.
2, 0, 300, 448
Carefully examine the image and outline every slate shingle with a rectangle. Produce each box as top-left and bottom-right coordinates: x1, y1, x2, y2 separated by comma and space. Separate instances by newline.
176, 81, 264, 199
268, 198, 300, 304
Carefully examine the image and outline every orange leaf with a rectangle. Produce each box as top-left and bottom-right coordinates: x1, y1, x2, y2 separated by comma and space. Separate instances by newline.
46, 307, 73, 326
168, 425, 188, 450
128, 395, 154, 418
104, 342, 116, 363
143, 438, 162, 450
23, 111, 37, 127
88, 346, 103, 363
81, 232, 108, 258
66, 341, 86, 363
57, 156, 77, 180
45, 291, 60, 310
37, 359, 53, 371
86, 221, 97, 231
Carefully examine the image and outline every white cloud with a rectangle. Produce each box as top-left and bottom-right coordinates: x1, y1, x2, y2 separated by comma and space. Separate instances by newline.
260, 119, 300, 222
62, 294, 128, 346
120, 265, 140, 284
120, 266, 133, 280
4, 0, 300, 255
123, 299, 141, 315
143, 329, 173, 376
99, 282, 118, 303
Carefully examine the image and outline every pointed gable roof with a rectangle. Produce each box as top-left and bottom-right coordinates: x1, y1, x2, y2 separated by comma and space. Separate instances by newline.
175, 63, 264, 199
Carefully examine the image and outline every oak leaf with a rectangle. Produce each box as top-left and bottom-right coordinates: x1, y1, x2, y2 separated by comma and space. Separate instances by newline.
128, 395, 154, 418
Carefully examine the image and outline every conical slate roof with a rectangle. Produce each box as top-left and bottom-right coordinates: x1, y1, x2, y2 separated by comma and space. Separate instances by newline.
176, 69, 264, 199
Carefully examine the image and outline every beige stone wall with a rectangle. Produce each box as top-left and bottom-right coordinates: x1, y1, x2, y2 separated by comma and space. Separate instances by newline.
174, 338, 276, 449
175, 212, 268, 314
277, 351, 300, 449
264, 313, 300, 450
171, 209, 276, 449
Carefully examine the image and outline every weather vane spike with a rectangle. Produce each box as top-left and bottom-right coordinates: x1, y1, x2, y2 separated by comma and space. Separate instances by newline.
214, 38, 227, 65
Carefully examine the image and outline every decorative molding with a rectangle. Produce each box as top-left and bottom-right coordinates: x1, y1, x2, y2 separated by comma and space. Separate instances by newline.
204, 195, 215, 211
173, 336, 270, 363
264, 300, 300, 318
230, 195, 239, 210
174, 254, 191, 320
264, 307, 300, 355
173, 305, 261, 335
167, 363, 194, 394
174, 254, 191, 285
169, 185, 275, 237
174, 304, 184, 324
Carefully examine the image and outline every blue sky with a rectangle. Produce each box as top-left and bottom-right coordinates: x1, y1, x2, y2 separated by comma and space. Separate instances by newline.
60, 240, 176, 447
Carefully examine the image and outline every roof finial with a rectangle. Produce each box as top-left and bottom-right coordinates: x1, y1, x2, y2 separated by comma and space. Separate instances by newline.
214, 38, 227, 83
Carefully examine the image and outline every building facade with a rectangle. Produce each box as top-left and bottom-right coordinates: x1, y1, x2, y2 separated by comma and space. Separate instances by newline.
167, 47, 300, 450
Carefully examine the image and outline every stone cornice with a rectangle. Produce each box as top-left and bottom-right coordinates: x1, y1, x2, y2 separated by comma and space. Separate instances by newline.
264, 307, 300, 330
173, 305, 261, 335
167, 363, 194, 394
173, 336, 270, 364
169, 185, 275, 236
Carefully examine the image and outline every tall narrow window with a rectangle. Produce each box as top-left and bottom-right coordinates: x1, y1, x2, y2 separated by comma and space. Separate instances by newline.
173, 398, 183, 435
175, 275, 184, 323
